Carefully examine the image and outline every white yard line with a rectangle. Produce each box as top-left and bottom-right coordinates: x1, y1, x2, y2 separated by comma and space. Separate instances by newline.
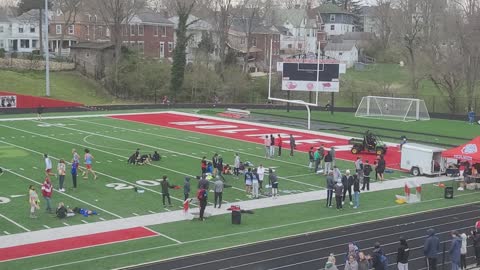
0, 163, 123, 219
0, 213, 30, 232
3, 231, 10, 235
43, 225, 51, 229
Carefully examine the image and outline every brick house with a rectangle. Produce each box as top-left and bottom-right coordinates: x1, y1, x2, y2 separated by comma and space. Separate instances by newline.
228, 21, 281, 72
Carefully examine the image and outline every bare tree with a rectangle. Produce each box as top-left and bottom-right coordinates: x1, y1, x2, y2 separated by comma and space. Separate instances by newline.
90, 0, 145, 96
454, 0, 480, 110
374, 0, 393, 49
212, 0, 233, 77
53, 0, 82, 56
234, 0, 272, 73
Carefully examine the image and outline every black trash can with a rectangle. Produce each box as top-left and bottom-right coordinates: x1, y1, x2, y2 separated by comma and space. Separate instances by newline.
232, 210, 241, 225
444, 187, 454, 199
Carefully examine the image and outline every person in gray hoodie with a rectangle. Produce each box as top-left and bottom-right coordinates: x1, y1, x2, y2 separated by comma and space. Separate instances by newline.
183, 177, 191, 201
424, 228, 440, 270
334, 180, 344, 210
449, 230, 462, 270
214, 178, 224, 208
326, 171, 335, 208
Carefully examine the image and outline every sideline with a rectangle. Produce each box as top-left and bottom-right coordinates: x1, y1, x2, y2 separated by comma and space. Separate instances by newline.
0, 213, 30, 232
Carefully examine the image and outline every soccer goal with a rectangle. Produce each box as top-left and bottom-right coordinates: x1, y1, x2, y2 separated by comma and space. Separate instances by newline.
355, 96, 430, 121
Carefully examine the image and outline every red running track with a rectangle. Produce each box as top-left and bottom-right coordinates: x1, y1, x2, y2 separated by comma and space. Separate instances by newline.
109, 113, 402, 169
0, 227, 157, 262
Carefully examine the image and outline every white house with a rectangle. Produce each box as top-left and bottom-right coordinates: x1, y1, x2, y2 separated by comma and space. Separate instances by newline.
324, 41, 358, 68
318, 3, 357, 37
0, 9, 41, 53
271, 8, 319, 56
169, 15, 219, 63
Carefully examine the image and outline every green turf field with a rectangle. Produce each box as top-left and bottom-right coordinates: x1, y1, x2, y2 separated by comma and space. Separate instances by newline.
0, 111, 477, 270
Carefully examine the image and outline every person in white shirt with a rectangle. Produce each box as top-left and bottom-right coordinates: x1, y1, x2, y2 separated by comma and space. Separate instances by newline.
44, 154, 56, 177
460, 232, 467, 270
234, 153, 241, 176
264, 136, 270, 158
57, 159, 66, 192
257, 164, 265, 191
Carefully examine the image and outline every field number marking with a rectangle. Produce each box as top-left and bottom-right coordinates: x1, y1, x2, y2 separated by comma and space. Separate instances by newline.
106, 180, 164, 191
0, 197, 11, 204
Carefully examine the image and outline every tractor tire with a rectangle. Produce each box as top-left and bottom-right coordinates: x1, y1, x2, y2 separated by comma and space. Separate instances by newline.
351, 147, 359, 154
376, 149, 384, 155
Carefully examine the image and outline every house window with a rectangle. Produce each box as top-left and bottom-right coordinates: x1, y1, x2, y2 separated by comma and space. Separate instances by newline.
56, 9, 62, 16
138, 41, 144, 54
32, 39, 38, 48
251, 37, 257, 47
20, 39, 30, 48
30, 26, 35, 33
240, 38, 245, 45
130, 24, 136, 36
106, 27, 110, 37
154, 26, 159, 36
56, 25, 62, 34
98, 26, 103, 37
0, 26, 3, 33
160, 26, 166, 36
19, 27, 24, 33
298, 43, 302, 49
288, 44, 292, 48
138, 25, 144, 36
339, 52, 343, 56
330, 25, 335, 30
330, 14, 335, 22
168, 42, 173, 52
0, 40, 4, 48
68, 25, 74, 34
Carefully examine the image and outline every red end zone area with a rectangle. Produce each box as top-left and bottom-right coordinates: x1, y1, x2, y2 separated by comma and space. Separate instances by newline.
109, 112, 402, 169
0, 227, 157, 262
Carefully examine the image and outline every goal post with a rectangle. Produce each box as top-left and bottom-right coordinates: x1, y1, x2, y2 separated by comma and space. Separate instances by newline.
355, 96, 430, 121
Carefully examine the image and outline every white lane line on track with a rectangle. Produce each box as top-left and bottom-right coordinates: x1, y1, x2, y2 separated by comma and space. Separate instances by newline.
29, 201, 479, 270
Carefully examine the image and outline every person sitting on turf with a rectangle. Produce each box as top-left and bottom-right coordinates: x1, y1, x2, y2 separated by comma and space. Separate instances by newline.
206, 162, 213, 174
56, 202, 75, 219
128, 153, 137, 165
138, 154, 151, 165
73, 207, 98, 217
223, 164, 232, 175
150, 151, 161, 161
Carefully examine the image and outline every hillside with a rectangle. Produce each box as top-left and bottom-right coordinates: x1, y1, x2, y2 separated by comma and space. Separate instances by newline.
0, 70, 119, 105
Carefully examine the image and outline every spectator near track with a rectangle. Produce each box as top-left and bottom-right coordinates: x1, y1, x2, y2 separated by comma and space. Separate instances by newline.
325, 253, 338, 270
319, 144, 325, 169
326, 171, 334, 208
289, 134, 295, 156
397, 237, 410, 270
333, 166, 342, 182
29, 185, 40, 218
377, 155, 386, 182
460, 232, 467, 270
277, 134, 282, 156
216, 155, 225, 181
314, 148, 321, 173
245, 168, 253, 194
362, 160, 372, 191
369, 242, 387, 270
83, 149, 97, 180
71, 160, 78, 190
342, 170, 353, 206
198, 176, 209, 189
472, 228, 480, 266
449, 230, 462, 270
358, 252, 370, 270
344, 255, 358, 270
330, 147, 336, 167
57, 159, 66, 192
355, 156, 363, 181
183, 177, 190, 201
214, 178, 223, 208
424, 228, 440, 270
251, 169, 260, 199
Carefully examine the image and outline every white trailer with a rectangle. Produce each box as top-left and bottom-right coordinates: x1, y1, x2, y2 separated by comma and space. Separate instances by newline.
401, 143, 446, 176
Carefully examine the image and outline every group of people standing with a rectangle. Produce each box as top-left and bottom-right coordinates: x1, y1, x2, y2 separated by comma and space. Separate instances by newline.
29, 149, 97, 218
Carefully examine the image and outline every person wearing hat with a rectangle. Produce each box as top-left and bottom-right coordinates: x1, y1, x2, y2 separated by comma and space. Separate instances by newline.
449, 231, 462, 270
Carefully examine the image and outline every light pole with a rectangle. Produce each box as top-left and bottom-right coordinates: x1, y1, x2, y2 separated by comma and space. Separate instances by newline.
44, 0, 50, 97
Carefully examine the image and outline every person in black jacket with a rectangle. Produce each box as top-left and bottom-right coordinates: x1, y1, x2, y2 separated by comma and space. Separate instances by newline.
160, 175, 175, 207
353, 174, 360, 209
424, 228, 440, 270
397, 237, 410, 270
377, 155, 386, 182
342, 170, 353, 206
471, 229, 480, 266
326, 171, 335, 208
362, 160, 372, 191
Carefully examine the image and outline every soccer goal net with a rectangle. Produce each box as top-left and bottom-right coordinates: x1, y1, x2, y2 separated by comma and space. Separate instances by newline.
355, 96, 430, 121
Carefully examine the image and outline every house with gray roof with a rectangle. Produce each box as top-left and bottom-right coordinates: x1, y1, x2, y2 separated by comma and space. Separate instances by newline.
324, 41, 358, 68
0, 9, 41, 53
316, 3, 357, 37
